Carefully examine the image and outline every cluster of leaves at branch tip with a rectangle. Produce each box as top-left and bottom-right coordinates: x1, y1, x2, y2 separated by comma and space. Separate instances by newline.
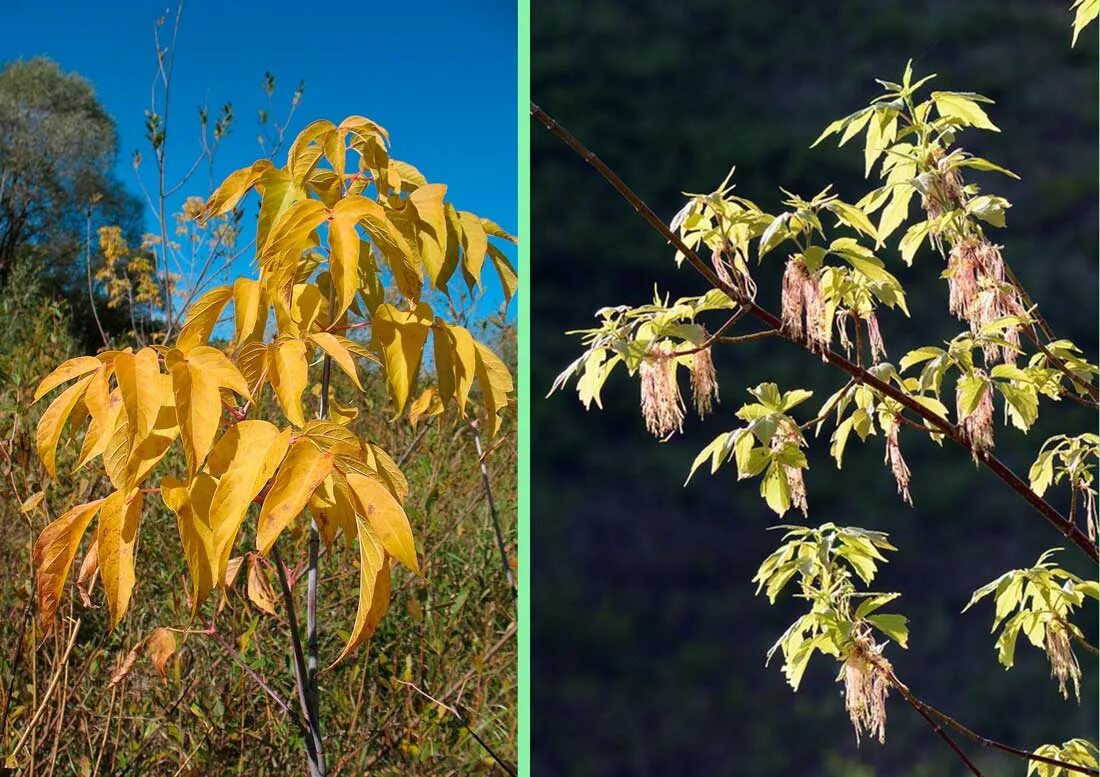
1029, 739, 1099, 777
753, 524, 907, 745
964, 549, 1098, 702
550, 36, 1098, 754
30, 115, 516, 668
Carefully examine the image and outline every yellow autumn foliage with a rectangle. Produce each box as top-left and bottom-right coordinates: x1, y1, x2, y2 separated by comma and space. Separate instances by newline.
30, 115, 516, 665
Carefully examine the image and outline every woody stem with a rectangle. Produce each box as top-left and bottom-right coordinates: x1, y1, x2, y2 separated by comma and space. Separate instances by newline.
531, 102, 1097, 564
890, 672, 1099, 775
271, 545, 324, 777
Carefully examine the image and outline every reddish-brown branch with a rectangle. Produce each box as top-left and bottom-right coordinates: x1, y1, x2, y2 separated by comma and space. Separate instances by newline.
715, 329, 779, 345
890, 672, 1099, 775
324, 320, 372, 335
901, 692, 984, 776
669, 309, 748, 356
531, 102, 1097, 564
220, 398, 246, 422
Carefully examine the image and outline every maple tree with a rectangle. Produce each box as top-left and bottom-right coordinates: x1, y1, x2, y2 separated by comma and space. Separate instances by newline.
543, 4, 1097, 775
29, 116, 515, 775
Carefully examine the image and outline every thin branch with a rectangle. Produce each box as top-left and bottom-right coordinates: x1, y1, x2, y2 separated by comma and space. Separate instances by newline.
1, 600, 31, 741
800, 379, 857, 431
152, 3, 183, 333
890, 672, 1098, 775
305, 321, 332, 775
1074, 635, 1100, 655
900, 690, 984, 776
207, 631, 304, 732
84, 206, 109, 349
396, 681, 517, 777
1021, 327, 1099, 406
470, 420, 516, 595
714, 328, 779, 345
669, 309, 748, 356
531, 102, 1098, 564
397, 416, 435, 467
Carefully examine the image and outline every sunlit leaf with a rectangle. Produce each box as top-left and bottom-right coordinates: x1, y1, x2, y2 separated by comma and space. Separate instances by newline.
328, 517, 389, 667
310, 332, 364, 391
473, 340, 513, 438
176, 286, 233, 353
372, 302, 433, 416
97, 489, 144, 629
269, 337, 309, 427
256, 439, 335, 555
34, 498, 105, 627
346, 472, 418, 573
167, 346, 251, 475
36, 373, 94, 478
33, 356, 102, 402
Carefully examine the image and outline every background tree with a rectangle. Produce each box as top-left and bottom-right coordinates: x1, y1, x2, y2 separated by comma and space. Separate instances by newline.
0, 57, 143, 337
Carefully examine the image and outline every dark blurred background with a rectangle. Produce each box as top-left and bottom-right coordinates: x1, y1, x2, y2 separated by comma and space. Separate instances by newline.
531, 1, 1098, 774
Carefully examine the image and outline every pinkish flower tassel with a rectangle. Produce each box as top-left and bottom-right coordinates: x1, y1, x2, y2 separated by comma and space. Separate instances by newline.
866, 313, 887, 364
690, 345, 719, 418
957, 376, 995, 455
884, 422, 912, 506
639, 351, 684, 438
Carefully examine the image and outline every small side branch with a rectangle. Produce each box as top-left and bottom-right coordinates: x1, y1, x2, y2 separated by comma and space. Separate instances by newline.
1022, 327, 1099, 406
891, 672, 1099, 776
471, 421, 516, 596
397, 680, 518, 777
901, 691, 984, 776
207, 631, 304, 733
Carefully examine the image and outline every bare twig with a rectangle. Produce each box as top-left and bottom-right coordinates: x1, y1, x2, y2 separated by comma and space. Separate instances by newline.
83, 205, 109, 349
1, 599, 32, 741
396, 680, 517, 777
207, 631, 302, 730
900, 690, 985, 776
470, 420, 516, 595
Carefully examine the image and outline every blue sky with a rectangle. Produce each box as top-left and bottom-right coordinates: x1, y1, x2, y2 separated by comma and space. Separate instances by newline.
1, 0, 518, 320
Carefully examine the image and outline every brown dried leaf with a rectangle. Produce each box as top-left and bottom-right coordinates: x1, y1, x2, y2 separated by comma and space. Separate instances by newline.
146, 628, 177, 677
77, 538, 99, 608
247, 554, 278, 615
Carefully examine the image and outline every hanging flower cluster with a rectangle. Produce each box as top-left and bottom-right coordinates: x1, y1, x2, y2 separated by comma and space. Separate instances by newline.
689, 344, 719, 418
771, 425, 808, 516
884, 420, 912, 505
1045, 621, 1082, 702
781, 257, 829, 356
1082, 486, 1097, 544
865, 312, 887, 363
639, 349, 684, 438
919, 146, 964, 224
843, 632, 893, 746
957, 374, 996, 454
946, 239, 1021, 364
